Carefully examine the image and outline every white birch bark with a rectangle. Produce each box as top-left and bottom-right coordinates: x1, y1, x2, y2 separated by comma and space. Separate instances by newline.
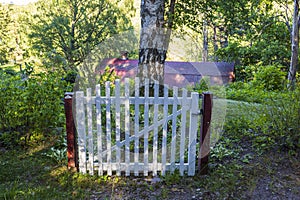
202, 20, 208, 62
138, 0, 167, 85
288, 0, 299, 89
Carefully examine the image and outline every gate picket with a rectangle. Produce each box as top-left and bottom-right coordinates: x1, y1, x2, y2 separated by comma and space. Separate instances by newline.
162, 85, 168, 176
179, 89, 188, 176
115, 80, 121, 176
170, 86, 178, 173
134, 77, 140, 176
153, 80, 159, 176
105, 81, 112, 176
76, 91, 87, 174
95, 84, 102, 176
75, 78, 200, 176
143, 79, 150, 176
124, 79, 130, 176
86, 88, 94, 175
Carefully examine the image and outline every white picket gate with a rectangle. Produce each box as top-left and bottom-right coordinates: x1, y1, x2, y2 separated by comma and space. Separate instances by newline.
75, 78, 199, 176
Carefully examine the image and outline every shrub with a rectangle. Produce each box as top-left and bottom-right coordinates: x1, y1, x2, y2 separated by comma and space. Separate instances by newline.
234, 65, 259, 82
190, 77, 209, 94
251, 65, 286, 91
224, 66, 299, 153
190, 76, 226, 99
0, 70, 69, 147
226, 64, 288, 102
225, 82, 280, 103
257, 88, 300, 152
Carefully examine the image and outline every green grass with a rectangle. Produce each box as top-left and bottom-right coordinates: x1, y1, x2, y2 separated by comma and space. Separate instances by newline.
0, 99, 299, 199
0, 146, 100, 199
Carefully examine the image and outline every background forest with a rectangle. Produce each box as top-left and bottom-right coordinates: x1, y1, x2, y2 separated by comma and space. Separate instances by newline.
0, 0, 298, 70
0, 0, 299, 199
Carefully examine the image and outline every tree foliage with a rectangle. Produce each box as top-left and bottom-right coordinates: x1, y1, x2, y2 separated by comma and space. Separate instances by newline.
0, 4, 34, 65
176, 0, 292, 66
30, 0, 133, 72
0, 4, 12, 64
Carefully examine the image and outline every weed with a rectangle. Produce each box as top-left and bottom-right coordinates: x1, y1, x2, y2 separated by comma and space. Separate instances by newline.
162, 169, 181, 185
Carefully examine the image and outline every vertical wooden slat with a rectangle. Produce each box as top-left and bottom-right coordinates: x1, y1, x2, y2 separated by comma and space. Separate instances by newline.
153, 80, 159, 176
134, 77, 140, 176
75, 91, 87, 173
124, 78, 130, 176
199, 92, 213, 175
170, 87, 178, 173
115, 80, 121, 176
144, 78, 149, 176
106, 81, 112, 176
188, 92, 199, 176
86, 88, 94, 175
95, 84, 103, 176
161, 85, 168, 175
179, 89, 187, 176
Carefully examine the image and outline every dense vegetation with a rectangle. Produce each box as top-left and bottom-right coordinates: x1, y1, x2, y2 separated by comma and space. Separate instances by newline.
0, 0, 299, 199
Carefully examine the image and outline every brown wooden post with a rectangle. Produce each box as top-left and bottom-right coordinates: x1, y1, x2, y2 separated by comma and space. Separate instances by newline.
64, 92, 78, 170
198, 92, 213, 175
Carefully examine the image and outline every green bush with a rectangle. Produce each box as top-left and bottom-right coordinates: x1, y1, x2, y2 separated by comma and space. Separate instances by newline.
234, 65, 259, 82
225, 82, 280, 103
190, 77, 209, 94
226, 64, 288, 102
251, 65, 286, 91
190, 76, 226, 99
224, 84, 300, 153
223, 63, 299, 153
256, 88, 300, 152
0, 70, 69, 147
232, 64, 286, 90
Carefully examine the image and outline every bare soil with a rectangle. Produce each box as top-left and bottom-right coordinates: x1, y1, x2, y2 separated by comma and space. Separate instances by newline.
89, 150, 300, 200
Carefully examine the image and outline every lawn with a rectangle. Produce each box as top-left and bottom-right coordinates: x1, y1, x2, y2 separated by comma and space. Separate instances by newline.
1, 100, 299, 199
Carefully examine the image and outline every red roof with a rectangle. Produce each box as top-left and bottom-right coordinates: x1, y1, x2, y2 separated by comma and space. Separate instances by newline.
97, 59, 235, 87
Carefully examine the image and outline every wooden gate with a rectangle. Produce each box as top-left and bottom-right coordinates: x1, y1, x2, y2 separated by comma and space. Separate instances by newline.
73, 78, 201, 176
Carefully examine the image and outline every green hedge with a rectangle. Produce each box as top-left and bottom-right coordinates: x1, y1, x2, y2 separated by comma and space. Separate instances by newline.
0, 70, 69, 146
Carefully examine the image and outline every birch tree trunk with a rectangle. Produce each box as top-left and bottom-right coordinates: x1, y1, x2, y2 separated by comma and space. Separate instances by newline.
213, 25, 219, 61
202, 20, 208, 62
138, 0, 167, 85
288, 0, 299, 89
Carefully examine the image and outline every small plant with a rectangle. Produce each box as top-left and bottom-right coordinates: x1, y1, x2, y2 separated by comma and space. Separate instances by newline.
43, 147, 67, 165
192, 76, 209, 94
162, 169, 181, 185
98, 66, 118, 87
42, 133, 67, 165
210, 142, 239, 161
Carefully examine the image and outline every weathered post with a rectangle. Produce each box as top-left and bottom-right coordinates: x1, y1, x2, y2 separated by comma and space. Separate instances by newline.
198, 92, 213, 175
64, 92, 78, 170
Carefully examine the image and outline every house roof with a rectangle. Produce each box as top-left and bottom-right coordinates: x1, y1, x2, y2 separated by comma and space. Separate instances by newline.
97, 58, 235, 87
